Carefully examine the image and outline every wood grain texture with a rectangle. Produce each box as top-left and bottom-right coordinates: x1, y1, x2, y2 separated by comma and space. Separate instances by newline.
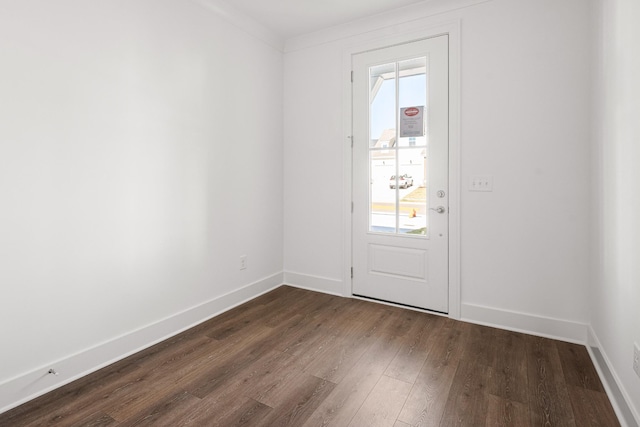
183, 395, 272, 427
566, 385, 620, 427
439, 354, 491, 426
487, 329, 529, 405
68, 412, 118, 427
301, 322, 408, 427
117, 391, 201, 427
347, 375, 412, 427
0, 286, 620, 427
526, 336, 577, 427
485, 393, 529, 427
255, 375, 335, 427
556, 341, 606, 392
397, 319, 467, 427
385, 315, 443, 384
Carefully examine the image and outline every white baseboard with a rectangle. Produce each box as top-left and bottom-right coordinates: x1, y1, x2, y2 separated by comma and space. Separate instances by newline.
587, 327, 640, 427
283, 271, 345, 296
0, 272, 284, 415
461, 303, 588, 344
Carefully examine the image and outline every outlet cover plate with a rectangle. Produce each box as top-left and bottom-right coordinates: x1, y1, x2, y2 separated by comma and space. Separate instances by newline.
634, 343, 640, 378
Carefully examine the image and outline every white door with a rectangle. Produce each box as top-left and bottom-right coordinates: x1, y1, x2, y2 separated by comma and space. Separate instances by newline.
352, 36, 449, 313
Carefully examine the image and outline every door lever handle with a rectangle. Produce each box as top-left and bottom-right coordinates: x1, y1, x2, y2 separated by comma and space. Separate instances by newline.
430, 206, 446, 214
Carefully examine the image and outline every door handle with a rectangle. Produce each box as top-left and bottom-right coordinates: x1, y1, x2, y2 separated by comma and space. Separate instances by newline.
430, 206, 446, 214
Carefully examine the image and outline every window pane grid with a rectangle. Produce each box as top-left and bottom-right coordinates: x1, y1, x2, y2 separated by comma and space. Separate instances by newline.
368, 57, 428, 236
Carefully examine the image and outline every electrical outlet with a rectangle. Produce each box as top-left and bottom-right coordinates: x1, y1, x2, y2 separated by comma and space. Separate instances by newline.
634, 343, 640, 378
239, 255, 247, 270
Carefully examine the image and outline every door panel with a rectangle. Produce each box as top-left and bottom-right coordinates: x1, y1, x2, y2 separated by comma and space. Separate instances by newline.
352, 35, 449, 312
369, 244, 427, 280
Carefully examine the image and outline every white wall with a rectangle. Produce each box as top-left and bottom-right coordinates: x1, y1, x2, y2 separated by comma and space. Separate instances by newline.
592, 0, 640, 422
284, 41, 345, 284
0, 0, 283, 408
284, 0, 592, 334
458, 0, 591, 326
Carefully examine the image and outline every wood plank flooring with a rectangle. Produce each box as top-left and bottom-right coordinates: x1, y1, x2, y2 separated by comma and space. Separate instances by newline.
0, 286, 620, 426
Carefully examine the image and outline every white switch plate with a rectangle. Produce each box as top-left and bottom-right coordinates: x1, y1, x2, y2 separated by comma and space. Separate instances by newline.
469, 175, 494, 192
634, 343, 640, 378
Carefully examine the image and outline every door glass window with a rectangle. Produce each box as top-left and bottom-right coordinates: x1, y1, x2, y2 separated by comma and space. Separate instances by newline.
368, 57, 428, 236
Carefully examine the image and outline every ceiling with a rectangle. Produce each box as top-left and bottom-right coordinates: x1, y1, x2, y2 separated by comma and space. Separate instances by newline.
227, 0, 429, 39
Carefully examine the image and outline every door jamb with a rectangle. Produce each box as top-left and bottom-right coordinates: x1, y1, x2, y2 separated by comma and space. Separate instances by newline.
341, 21, 461, 319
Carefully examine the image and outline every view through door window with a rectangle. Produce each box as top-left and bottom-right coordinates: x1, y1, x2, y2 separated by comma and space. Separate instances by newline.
369, 57, 428, 236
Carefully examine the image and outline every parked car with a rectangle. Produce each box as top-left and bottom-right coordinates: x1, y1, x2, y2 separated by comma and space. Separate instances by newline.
390, 174, 413, 189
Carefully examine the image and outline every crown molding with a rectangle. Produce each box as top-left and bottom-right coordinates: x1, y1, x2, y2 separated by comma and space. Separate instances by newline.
284, 0, 491, 53
190, 0, 284, 52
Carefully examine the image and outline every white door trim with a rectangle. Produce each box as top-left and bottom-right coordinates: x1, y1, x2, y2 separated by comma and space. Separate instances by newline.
341, 20, 461, 319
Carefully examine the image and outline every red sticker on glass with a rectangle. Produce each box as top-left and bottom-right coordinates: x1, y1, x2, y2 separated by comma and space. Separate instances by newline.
404, 107, 420, 117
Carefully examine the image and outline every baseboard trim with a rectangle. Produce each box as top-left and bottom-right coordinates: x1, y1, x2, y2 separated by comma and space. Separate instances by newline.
461, 303, 588, 344
0, 272, 284, 415
283, 271, 344, 296
587, 327, 640, 427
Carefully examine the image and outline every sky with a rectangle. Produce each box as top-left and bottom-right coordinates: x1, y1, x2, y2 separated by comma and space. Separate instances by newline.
370, 74, 426, 140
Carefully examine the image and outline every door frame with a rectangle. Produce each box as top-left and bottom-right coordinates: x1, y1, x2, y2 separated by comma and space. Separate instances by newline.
341, 21, 461, 319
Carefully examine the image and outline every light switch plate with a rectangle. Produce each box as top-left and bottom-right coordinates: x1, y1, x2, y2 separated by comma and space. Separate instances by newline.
469, 175, 494, 192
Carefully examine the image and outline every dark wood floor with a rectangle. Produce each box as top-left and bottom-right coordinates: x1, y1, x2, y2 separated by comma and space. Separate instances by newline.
0, 286, 620, 426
